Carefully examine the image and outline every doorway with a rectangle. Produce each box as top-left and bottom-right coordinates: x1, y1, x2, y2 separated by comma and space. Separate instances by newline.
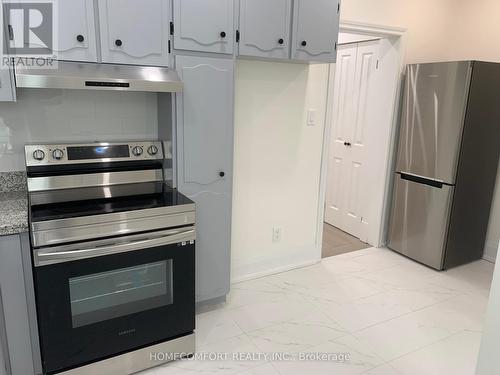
319, 23, 406, 259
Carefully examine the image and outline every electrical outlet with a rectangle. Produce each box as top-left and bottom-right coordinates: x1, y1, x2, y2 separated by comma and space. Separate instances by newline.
272, 227, 282, 243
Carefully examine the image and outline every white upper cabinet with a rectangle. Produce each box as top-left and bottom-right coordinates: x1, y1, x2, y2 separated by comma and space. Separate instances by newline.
98, 0, 170, 66
56, 0, 97, 62
173, 0, 234, 55
292, 0, 340, 63
6, 0, 97, 62
238, 0, 291, 59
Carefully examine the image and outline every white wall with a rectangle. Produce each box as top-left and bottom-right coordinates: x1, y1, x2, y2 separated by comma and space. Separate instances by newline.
0, 89, 158, 171
231, 60, 329, 281
476, 240, 500, 374
340, 0, 457, 64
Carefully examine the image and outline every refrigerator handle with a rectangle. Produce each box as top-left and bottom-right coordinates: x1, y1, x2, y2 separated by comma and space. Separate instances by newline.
400, 173, 444, 189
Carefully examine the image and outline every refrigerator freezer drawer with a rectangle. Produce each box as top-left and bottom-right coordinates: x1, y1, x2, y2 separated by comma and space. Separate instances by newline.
388, 173, 454, 269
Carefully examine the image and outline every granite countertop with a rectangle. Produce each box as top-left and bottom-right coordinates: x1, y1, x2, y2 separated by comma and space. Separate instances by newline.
0, 172, 29, 236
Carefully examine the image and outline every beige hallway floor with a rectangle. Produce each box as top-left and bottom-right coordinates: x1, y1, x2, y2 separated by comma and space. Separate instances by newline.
322, 223, 370, 258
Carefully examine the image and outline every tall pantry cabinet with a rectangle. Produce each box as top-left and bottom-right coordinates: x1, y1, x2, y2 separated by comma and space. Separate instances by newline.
171, 1, 235, 303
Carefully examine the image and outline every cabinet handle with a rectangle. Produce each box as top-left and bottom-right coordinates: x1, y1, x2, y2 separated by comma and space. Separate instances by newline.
278, 38, 284, 45
344, 141, 352, 146
301, 40, 307, 47
76, 34, 84, 43
115, 39, 123, 47
219, 171, 225, 178
220, 31, 227, 38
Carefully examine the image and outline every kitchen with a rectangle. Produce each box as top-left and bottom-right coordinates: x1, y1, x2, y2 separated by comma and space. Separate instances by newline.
0, 1, 499, 375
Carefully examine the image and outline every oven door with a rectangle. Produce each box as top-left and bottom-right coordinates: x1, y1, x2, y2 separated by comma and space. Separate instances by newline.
33, 227, 195, 374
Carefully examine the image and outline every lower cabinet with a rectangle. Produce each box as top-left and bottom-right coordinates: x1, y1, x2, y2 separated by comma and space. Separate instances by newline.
0, 234, 35, 375
175, 55, 234, 303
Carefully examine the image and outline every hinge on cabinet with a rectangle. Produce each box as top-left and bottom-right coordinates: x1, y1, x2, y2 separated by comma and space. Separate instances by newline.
168, 40, 171, 54
170, 22, 174, 35
236, 30, 240, 43
334, 42, 337, 50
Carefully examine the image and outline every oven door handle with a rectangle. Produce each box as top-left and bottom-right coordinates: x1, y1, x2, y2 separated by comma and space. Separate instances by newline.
34, 228, 195, 266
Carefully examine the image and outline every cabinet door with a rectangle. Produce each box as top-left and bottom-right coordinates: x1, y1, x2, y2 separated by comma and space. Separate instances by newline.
6, 0, 97, 62
175, 55, 234, 303
238, 0, 291, 59
292, 0, 340, 62
173, 0, 234, 54
0, 235, 34, 375
98, 0, 170, 66
57, 0, 97, 62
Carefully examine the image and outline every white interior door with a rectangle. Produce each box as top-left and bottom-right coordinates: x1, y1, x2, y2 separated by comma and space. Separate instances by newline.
325, 41, 379, 241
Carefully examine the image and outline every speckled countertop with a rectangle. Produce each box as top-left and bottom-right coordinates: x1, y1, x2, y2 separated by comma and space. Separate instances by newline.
0, 172, 28, 236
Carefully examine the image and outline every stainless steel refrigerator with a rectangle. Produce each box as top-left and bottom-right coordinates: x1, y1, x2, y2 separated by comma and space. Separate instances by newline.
388, 61, 500, 270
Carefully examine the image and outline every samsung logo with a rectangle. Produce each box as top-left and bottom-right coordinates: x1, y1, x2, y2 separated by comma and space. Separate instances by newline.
118, 328, 136, 336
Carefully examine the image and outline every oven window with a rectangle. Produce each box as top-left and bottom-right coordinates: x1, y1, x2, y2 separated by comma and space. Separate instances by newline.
69, 260, 173, 328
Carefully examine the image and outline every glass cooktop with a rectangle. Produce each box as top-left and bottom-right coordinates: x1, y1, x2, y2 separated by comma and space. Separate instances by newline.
30, 184, 194, 222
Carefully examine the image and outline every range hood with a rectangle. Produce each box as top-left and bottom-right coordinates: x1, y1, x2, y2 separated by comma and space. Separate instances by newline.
15, 61, 182, 92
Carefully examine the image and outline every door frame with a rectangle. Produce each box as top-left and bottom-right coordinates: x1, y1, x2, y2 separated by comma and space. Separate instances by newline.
316, 21, 406, 258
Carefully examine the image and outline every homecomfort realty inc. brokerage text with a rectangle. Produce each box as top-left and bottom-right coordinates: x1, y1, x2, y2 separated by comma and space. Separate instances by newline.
150, 351, 352, 363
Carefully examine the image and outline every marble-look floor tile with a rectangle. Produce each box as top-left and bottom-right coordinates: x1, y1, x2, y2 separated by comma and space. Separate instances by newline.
141, 247, 492, 375
353, 311, 456, 361
196, 308, 245, 346
319, 293, 412, 333
263, 264, 349, 293
354, 291, 487, 362
362, 363, 402, 374
389, 330, 482, 375
226, 294, 316, 333
301, 277, 388, 305
165, 335, 266, 375
271, 334, 384, 375
247, 311, 346, 353
406, 293, 488, 333
357, 262, 457, 295
225, 278, 290, 310
237, 363, 281, 375
426, 260, 494, 296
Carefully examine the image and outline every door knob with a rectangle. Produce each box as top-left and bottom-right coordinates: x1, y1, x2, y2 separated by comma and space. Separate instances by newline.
76, 34, 84, 43
278, 38, 284, 45
115, 39, 122, 47
220, 31, 227, 38
301, 40, 307, 47
219, 171, 225, 177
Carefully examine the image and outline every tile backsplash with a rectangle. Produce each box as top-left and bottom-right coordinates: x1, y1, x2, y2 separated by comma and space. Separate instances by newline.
0, 88, 159, 171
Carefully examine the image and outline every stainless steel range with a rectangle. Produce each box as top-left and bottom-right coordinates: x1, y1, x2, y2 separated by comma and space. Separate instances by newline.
25, 141, 196, 375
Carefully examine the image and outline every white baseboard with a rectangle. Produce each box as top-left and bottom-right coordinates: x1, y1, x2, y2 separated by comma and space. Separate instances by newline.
231, 246, 321, 284
483, 240, 499, 264
483, 254, 497, 264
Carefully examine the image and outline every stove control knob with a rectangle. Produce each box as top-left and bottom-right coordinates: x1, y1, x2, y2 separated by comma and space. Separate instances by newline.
132, 146, 143, 156
32, 149, 45, 161
147, 145, 158, 156
52, 149, 64, 160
